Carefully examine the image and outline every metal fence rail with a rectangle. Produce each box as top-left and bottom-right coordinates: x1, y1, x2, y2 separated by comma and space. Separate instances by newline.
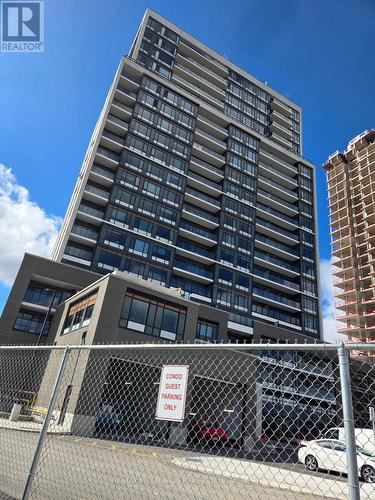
0, 342, 374, 499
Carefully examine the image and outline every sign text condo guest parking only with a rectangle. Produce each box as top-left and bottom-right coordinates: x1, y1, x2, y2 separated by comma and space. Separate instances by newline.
156, 365, 189, 422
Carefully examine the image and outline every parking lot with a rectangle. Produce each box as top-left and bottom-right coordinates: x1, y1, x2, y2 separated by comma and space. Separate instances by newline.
0, 427, 346, 499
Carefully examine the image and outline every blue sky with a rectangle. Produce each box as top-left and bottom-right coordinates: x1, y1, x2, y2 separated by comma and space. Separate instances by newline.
0, 0, 374, 323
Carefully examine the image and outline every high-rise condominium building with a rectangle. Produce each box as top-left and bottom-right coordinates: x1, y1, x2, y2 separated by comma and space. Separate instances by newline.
324, 130, 375, 355
49, 9, 321, 342
1, 9, 321, 346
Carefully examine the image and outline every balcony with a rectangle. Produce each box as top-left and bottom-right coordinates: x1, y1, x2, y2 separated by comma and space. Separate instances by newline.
186, 171, 222, 198
95, 146, 120, 169
258, 175, 298, 202
119, 72, 141, 90
253, 286, 301, 312
258, 162, 297, 190
70, 224, 98, 246
77, 203, 104, 225
89, 164, 115, 187
175, 51, 227, 88
271, 98, 293, 117
256, 219, 299, 245
110, 99, 133, 121
83, 183, 110, 206
253, 268, 300, 292
189, 156, 224, 182
254, 250, 299, 277
179, 221, 217, 247
192, 142, 225, 167
178, 39, 228, 77
185, 186, 221, 213
271, 109, 294, 128
182, 203, 219, 230
173, 260, 213, 284
106, 113, 130, 135
255, 233, 299, 262
172, 74, 224, 110
196, 114, 228, 139
257, 203, 298, 231
271, 132, 294, 150
195, 127, 227, 153
175, 238, 215, 264
114, 85, 137, 105
100, 129, 125, 153
259, 150, 298, 177
270, 120, 294, 140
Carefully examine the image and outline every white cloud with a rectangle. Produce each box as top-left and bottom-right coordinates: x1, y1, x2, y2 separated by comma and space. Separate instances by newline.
0, 164, 61, 286
320, 258, 342, 344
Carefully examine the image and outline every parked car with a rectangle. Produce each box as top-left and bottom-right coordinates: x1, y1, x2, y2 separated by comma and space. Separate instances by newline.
323, 427, 375, 455
190, 419, 228, 446
94, 400, 125, 436
298, 439, 375, 483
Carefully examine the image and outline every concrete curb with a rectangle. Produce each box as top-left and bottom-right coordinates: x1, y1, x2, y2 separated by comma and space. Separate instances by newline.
173, 456, 375, 499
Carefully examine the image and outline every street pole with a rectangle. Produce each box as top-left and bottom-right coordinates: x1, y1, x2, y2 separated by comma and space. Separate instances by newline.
338, 344, 360, 500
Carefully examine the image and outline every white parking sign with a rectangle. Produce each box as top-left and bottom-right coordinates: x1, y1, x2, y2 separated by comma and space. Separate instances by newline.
156, 365, 189, 422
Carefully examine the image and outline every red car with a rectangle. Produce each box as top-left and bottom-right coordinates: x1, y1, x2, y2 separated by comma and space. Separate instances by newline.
191, 419, 229, 446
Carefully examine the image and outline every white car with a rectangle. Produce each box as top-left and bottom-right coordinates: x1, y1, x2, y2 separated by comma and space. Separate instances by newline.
298, 439, 375, 483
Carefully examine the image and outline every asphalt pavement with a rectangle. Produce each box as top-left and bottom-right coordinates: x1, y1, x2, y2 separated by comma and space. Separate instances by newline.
0, 428, 335, 499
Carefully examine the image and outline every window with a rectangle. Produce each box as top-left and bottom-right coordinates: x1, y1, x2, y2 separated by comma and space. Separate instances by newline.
222, 232, 236, 248
62, 292, 97, 334
236, 274, 250, 291
96, 250, 121, 271
14, 310, 51, 335
218, 268, 233, 286
108, 207, 131, 228
155, 225, 172, 243
302, 279, 317, 296
303, 315, 319, 334
143, 181, 160, 198
220, 249, 235, 265
302, 297, 318, 314
196, 320, 218, 342
102, 227, 127, 250
122, 259, 145, 278
216, 288, 232, 307
119, 289, 186, 341
151, 245, 171, 264
147, 266, 168, 285
130, 238, 149, 257
133, 217, 153, 236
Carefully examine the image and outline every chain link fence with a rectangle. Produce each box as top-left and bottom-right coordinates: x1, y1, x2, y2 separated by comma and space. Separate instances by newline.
0, 342, 374, 499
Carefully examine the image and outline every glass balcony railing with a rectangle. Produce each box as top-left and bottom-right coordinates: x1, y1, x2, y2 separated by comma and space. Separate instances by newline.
188, 171, 222, 191
253, 267, 300, 291
91, 164, 115, 181
180, 221, 217, 242
256, 219, 299, 241
182, 203, 219, 224
185, 187, 221, 207
96, 147, 120, 163
258, 175, 297, 198
258, 188, 297, 212
190, 156, 224, 177
107, 113, 129, 130
111, 99, 133, 115
254, 250, 299, 273
173, 259, 213, 279
257, 203, 297, 226
85, 184, 110, 199
78, 203, 104, 219
258, 162, 298, 186
71, 224, 99, 241
102, 129, 125, 146
253, 286, 300, 309
255, 233, 299, 256
176, 238, 215, 259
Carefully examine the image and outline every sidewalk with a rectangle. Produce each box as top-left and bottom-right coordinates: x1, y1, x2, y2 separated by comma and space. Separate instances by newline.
0, 417, 70, 434
173, 455, 374, 499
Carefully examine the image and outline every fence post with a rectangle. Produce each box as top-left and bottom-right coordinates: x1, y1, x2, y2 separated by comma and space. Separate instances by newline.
22, 346, 71, 500
338, 344, 360, 500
